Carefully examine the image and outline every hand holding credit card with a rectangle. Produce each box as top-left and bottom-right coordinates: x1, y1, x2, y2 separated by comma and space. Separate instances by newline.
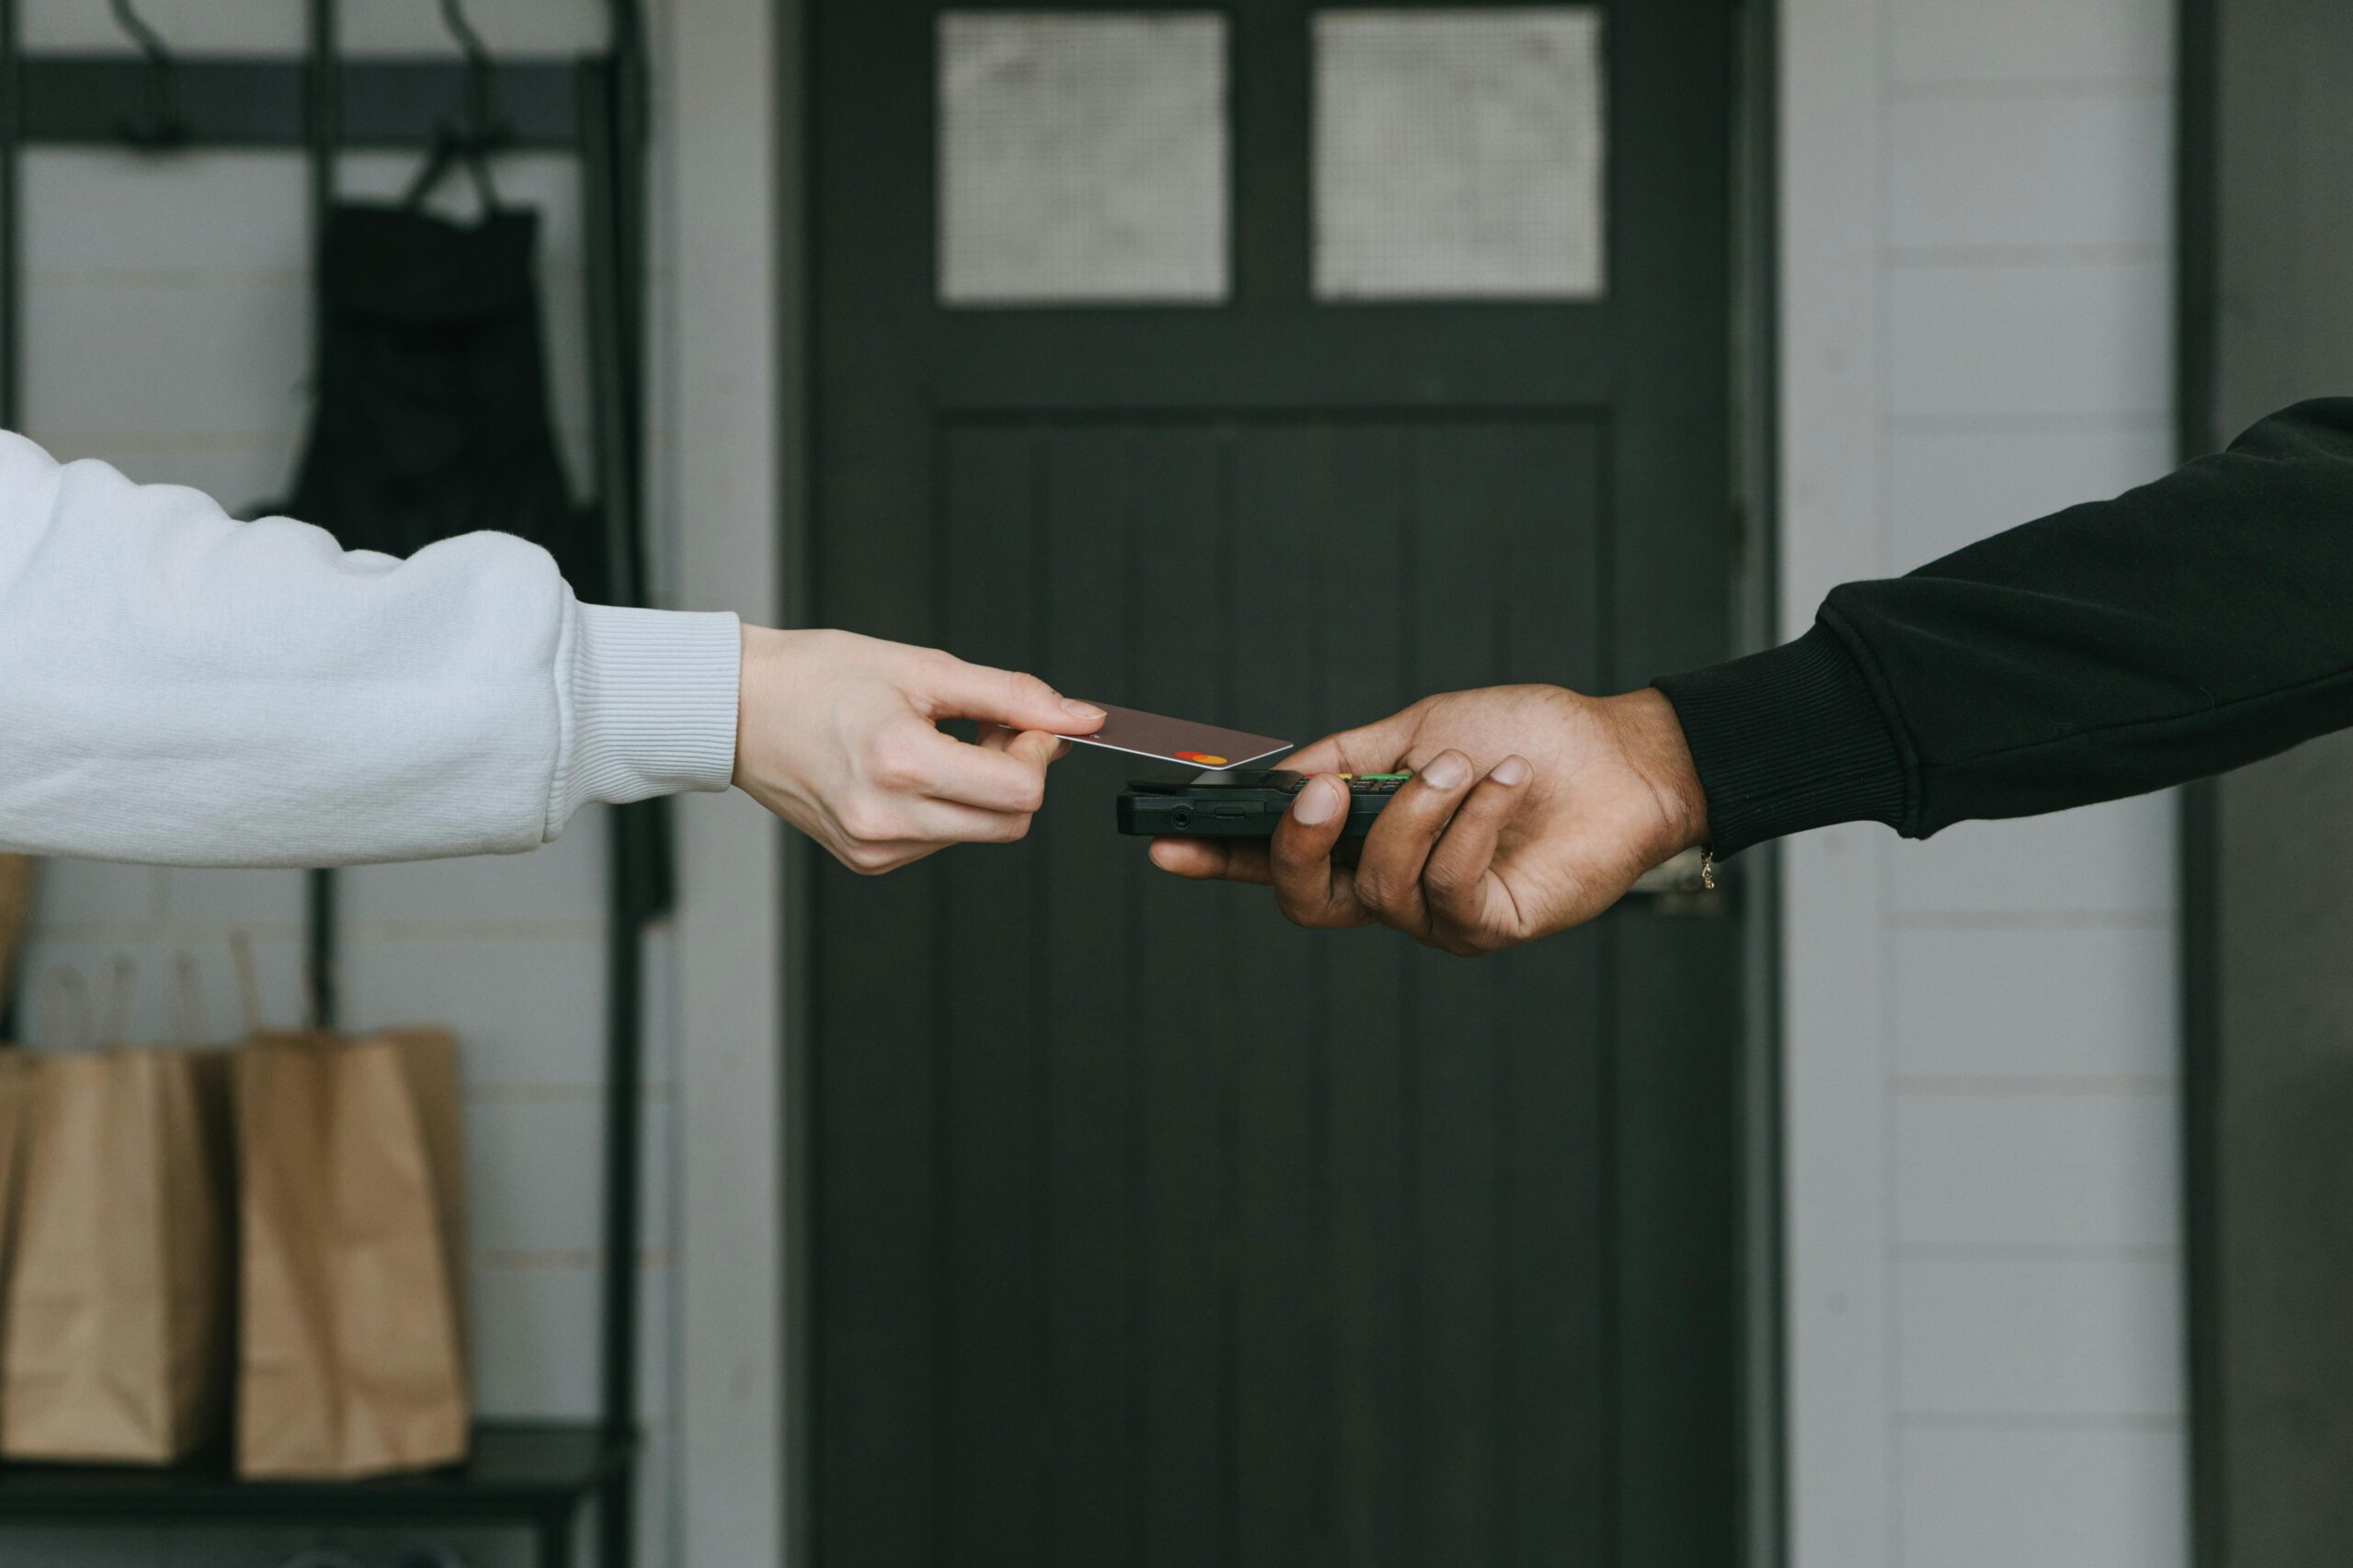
1051, 702, 1292, 770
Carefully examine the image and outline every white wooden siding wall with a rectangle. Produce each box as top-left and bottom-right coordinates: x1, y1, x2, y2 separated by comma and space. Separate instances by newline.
0, 4, 683, 1565
1782, 0, 2188, 1565
0, 0, 2197, 1562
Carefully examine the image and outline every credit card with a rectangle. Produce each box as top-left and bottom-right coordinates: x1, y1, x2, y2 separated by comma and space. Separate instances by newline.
1054, 703, 1291, 770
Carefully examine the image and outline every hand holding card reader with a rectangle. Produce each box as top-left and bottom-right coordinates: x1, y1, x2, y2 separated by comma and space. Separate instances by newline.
1117, 769, 1413, 838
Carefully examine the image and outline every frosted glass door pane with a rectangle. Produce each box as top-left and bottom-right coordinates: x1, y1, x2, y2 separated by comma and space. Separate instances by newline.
1314, 9, 1605, 300
939, 12, 1229, 305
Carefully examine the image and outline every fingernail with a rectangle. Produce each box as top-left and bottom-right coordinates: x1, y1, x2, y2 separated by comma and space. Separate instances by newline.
1292, 777, 1342, 825
1493, 756, 1531, 787
1061, 698, 1107, 723
1422, 753, 1470, 790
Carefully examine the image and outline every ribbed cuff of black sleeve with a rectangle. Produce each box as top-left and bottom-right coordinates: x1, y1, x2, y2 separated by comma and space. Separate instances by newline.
1651, 622, 1910, 858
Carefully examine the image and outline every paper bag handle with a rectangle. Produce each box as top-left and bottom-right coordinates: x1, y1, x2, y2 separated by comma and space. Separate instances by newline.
36, 965, 89, 1051
96, 952, 137, 1045
172, 951, 208, 1046
230, 930, 265, 1037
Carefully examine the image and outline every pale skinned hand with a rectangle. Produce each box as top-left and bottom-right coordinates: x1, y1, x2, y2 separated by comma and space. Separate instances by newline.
1148, 685, 1708, 956
733, 627, 1103, 875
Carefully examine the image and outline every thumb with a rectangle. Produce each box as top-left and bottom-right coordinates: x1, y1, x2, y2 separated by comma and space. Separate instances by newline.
1000, 727, 1065, 772
1285, 706, 1418, 777
922, 656, 1106, 734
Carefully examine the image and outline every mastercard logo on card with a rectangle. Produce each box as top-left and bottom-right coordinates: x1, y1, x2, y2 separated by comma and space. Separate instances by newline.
1174, 751, 1229, 767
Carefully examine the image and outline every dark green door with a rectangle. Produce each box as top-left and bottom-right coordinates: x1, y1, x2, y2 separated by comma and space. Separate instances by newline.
811, 3, 1741, 1564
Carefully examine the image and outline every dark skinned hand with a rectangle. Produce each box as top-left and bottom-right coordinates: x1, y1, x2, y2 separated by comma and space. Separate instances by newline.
1147, 685, 1708, 956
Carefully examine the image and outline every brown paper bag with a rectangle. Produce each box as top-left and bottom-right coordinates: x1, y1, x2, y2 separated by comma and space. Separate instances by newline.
0, 1049, 37, 1306
0, 856, 30, 1017
234, 1027, 470, 1478
0, 1042, 234, 1463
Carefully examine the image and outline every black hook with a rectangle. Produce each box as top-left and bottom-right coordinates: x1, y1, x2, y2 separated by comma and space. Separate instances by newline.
397, 0, 507, 211
109, 0, 187, 151
439, 0, 509, 150
401, 0, 507, 213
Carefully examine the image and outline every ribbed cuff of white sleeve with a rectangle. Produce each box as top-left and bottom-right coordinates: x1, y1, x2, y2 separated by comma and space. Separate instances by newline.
552, 602, 742, 831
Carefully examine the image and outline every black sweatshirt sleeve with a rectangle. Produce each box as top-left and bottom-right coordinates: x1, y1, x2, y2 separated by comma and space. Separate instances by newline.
1654, 397, 2353, 857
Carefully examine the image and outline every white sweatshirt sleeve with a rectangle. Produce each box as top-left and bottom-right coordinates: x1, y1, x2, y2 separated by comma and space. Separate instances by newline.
0, 431, 740, 867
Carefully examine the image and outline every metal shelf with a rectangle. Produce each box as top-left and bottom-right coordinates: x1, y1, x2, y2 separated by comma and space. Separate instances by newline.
17, 57, 591, 149
0, 1421, 630, 1566
0, 5, 659, 1565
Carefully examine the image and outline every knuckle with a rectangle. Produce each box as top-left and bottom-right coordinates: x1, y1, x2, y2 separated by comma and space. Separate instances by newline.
997, 813, 1033, 844
904, 649, 960, 692
1275, 895, 1322, 930
864, 734, 926, 792
1271, 880, 1324, 926
836, 801, 894, 844
1354, 868, 1403, 915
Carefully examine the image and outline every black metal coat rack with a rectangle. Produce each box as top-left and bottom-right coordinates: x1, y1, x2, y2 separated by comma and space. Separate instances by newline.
0, 6, 660, 1566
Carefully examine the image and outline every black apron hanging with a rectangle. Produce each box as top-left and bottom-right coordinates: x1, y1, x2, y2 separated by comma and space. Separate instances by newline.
276, 199, 606, 603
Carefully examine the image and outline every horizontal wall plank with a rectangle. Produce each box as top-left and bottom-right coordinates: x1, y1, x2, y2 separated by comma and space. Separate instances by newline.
1894, 1091, 2178, 1248
1887, 260, 2170, 419
1898, 1425, 2187, 1568
1897, 1256, 2185, 1415
1891, 926, 2177, 1077
1888, 94, 2170, 251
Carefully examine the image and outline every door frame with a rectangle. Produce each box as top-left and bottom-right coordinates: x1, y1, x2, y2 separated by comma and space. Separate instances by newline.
1732, 8, 1788, 1566
2174, 0, 2353, 1562
772, 4, 1784, 1563
2177, 8, 2219, 1564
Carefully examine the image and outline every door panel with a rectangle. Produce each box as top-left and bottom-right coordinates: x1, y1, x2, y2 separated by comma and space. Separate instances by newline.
926, 414, 1614, 1568
813, 3, 1739, 1563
